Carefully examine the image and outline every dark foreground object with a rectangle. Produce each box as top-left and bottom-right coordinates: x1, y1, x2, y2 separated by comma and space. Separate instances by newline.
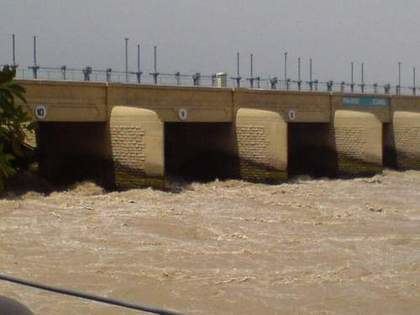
0, 296, 33, 315
0, 274, 181, 315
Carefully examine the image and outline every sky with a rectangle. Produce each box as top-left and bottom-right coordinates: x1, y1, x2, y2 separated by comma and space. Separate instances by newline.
1, 0, 420, 86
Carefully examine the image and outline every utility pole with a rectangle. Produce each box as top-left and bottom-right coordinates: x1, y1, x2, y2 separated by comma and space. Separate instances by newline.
360, 62, 365, 93
231, 52, 242, 88
29, 36, 40, 79
124, 38, 129, 83
309, 58, 313, 91
150, 46, 159, 84
297, 57, 302, 91
136, 44, 142, 84
247, 53, 255, 88
284, 52, 288, 89
12, 34, 16, 68
397, 62, 402, 95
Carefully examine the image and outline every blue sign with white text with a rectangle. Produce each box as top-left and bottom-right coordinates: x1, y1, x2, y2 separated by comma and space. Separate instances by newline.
342, 96, 389, 107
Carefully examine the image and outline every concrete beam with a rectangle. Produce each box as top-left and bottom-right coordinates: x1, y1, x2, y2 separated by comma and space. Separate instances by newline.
20, 80, 108, 122
234, 89, 331, 123
108, 84, 233, 122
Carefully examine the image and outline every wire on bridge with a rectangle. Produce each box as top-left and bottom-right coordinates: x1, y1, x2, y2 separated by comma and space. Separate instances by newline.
0, 273, 183, 315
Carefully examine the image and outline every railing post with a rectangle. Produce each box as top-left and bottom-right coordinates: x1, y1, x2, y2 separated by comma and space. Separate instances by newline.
270, 77, 278, 90
193, 72, 201, 86
83, 66, 92, 81
175, 72, 181, 86
136, 71, 142, 84
61, 66, 67, 80
327, 80, 333, 92
211, 74, 217, 87
106, 68, 112, 82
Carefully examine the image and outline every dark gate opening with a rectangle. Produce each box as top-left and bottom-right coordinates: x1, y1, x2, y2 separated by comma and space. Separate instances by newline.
38, 122, 113, 188
288, 123, 337, 178
164, 123, 237, 181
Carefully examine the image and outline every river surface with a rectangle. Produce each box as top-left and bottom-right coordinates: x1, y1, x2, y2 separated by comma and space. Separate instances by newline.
0, 170, 419, 314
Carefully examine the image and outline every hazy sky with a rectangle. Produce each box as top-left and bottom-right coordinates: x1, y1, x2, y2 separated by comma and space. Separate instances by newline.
1, 0, 420, 85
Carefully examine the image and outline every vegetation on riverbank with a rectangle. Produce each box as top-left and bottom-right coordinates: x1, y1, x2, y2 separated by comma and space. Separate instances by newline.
0, 66, 33, 190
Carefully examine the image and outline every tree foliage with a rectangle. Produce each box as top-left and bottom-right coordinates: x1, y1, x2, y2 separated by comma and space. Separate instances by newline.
0, 66, 33, 190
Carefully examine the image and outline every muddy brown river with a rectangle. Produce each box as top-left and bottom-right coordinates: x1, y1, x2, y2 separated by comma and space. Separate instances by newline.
0, 170, 419, 314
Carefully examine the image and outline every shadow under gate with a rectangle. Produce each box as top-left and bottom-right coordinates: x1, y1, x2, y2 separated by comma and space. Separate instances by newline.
287, 123, 338, 178
164, 122, 238, 181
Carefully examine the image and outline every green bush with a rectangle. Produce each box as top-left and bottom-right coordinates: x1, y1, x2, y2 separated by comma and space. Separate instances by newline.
0, 66, 33, 190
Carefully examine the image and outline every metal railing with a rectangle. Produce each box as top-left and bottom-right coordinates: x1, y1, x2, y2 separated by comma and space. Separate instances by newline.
2, 64, 419, 96
3, 34, 419, 95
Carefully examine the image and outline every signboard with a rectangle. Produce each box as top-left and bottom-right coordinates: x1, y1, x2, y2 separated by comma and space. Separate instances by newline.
178, 108, 188, 121
342, 96, 389, 107
34, 105, 47, 120
288, 109, 296, 121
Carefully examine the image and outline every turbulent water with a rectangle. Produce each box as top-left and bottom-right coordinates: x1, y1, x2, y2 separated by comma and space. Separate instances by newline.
1, 170, 420, 314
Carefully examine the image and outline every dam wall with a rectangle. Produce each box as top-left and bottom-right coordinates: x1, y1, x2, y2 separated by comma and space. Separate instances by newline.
20, 80, 420, 188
